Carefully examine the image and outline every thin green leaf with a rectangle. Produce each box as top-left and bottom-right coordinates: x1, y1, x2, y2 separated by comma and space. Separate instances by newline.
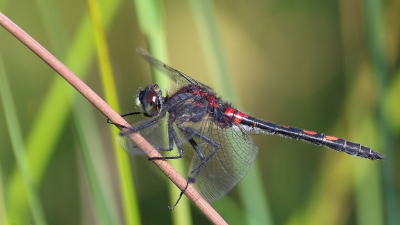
73, 98, 121, 225
361, 0, 392, 224
87, 0, 141, 224
0, 161, 7, 225
0, 56, 47, 225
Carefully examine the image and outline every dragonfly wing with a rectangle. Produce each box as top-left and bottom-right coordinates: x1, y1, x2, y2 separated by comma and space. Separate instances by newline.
186, 118, 259, 202
136, 48, 213, 91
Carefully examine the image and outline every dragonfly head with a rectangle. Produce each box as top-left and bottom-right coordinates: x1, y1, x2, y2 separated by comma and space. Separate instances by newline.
135, 84, 163, 117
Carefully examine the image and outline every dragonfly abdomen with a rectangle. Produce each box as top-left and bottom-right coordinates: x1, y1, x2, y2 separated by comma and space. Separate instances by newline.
254, 119, 385, 160
223, 108, 385, 160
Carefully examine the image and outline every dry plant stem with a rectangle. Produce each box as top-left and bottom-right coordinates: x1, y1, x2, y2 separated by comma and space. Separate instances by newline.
0, 13, 227, 225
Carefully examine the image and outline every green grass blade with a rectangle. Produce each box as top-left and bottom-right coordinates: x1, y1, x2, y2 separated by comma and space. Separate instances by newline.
187, 0, 237, 100
383, 70, 400, 133
346, 69, 384, 225
0, 161, 7, 225
134, 1, 193, 224
0, 56, 47, 225
6, 0, 124, 223
35, 0, 69, 54
187, 1, 272, 224
361, 0, 392, 224
382, 68, 400, 224
87, 0, 141, 224
134, 0, 170, 88
212, 197, 247, 225
234, 166, 273, 225
73, 98, 121, 225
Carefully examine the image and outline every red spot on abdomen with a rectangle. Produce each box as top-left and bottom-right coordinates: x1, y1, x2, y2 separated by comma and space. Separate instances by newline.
235, 111, 249, 123
224, 108, 248, 123
303, 130, 317, 135
326, 135, 339, 141
282, 126, 289, 129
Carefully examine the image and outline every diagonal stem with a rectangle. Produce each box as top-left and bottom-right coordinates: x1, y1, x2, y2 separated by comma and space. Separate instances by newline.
0, 12, 227, 225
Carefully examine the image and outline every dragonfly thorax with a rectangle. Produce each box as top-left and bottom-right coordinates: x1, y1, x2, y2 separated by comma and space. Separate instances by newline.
135, 83, 164, 117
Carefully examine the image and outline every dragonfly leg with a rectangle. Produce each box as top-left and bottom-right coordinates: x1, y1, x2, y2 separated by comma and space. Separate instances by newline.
148, 121, 184, 160
181, 127, 221, 180
189, 138, 205, 160
167, 126, 220, 210
106, 112, 142, 126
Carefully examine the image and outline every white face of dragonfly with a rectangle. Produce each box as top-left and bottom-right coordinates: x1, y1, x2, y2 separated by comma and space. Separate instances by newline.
135, 84, 163, 117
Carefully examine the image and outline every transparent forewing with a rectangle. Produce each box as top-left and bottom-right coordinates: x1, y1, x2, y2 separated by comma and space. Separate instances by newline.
136, 48, 213, 92
187, 120, 259, 202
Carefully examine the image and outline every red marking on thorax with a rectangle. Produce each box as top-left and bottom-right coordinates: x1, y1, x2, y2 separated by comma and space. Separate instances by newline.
326, 135, 338, 141
208, 96, 218, 107
188, 85, 220, 107
303, 130, 317, 135
282, 126, 289, 129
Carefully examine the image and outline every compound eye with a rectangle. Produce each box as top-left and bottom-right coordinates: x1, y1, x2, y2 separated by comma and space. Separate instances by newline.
141, 89, 159, 116
135, 84, 163, 117
143, 89, 157, 105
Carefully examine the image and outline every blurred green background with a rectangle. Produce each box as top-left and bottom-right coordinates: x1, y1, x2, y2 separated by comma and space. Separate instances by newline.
0, 0, 399, 224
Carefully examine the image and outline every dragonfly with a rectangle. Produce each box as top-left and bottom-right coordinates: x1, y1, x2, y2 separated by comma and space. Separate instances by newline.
108, 47, 385, 209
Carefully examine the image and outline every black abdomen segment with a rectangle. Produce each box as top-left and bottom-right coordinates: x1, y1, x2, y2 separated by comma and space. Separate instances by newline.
223, 108, 385, 160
